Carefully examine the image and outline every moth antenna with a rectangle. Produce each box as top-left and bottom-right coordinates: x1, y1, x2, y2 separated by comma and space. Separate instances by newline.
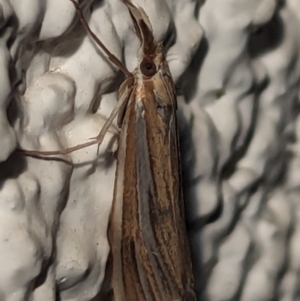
69, 0, 132, 78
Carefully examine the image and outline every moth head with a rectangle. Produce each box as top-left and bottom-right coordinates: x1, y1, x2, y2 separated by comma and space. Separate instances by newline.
122, 1, 167, 77
139, 45, 164, 77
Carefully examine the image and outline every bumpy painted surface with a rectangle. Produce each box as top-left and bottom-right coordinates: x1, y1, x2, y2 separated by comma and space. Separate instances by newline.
0, 0, 299, 300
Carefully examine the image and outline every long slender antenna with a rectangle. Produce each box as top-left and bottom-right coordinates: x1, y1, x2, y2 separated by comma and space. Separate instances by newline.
69, 0, 132, 78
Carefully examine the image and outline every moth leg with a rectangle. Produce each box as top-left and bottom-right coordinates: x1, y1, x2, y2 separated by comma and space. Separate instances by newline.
90, 82, 133, 155
20, 90, 132, 157
19, 1, 134, 158
69, 0, 131, 77
91, 96, 129, 156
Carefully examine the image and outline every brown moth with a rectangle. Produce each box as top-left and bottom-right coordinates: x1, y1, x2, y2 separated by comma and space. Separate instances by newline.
21, 0, 196, 300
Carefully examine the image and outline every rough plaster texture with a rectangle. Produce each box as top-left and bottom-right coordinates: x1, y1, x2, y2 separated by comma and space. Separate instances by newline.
0, 0, 299, 300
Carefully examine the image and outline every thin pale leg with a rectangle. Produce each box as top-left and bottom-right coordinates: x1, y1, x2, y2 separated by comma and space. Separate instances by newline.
69, 0, 131, 77
21, 91, 130, 156
20, 0, 134, 157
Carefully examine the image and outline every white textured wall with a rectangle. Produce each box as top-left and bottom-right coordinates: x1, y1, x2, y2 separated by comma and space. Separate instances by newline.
1, 0, 299, 300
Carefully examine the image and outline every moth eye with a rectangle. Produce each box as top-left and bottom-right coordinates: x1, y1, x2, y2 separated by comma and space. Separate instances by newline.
140, 59, 157, 76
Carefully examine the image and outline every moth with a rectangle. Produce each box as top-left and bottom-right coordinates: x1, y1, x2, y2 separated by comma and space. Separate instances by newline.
21, 0, 196, 300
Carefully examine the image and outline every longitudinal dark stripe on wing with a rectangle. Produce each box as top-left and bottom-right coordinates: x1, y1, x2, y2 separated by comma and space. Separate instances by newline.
135, 100, 166, 299
135, 98, 181, 300
142, 78, 186, 297
129, 239, 146, 300
136, 94, 182, 300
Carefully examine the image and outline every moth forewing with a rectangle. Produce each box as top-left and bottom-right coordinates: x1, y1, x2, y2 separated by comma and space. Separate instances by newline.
109, 1, 195, 301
